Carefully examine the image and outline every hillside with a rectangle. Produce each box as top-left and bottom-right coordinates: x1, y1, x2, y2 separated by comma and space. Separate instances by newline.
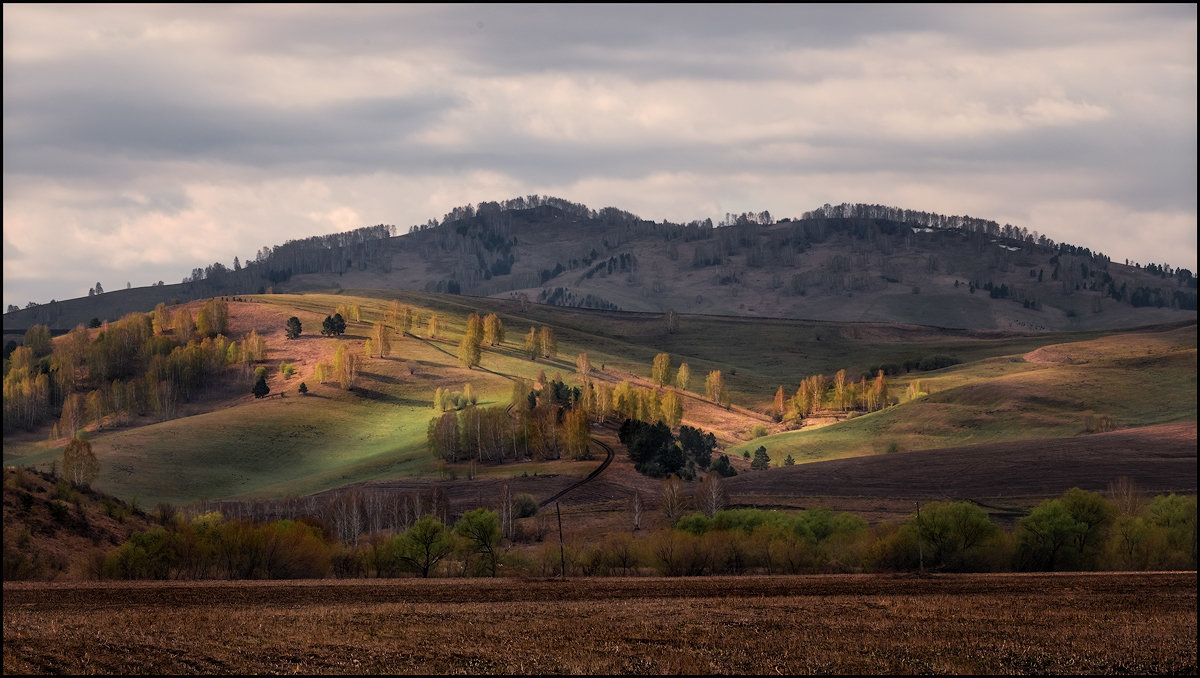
3, 465, 156, 581
4, 198, 1195, 339
3, 290, 1194, 510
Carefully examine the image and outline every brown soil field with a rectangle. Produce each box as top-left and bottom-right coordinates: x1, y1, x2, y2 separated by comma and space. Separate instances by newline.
327, 421, 1195, 530
4, 572, 1195, 675
723, 421, 1198, 518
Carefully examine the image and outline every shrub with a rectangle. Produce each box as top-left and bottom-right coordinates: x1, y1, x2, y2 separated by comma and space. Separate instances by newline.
513, 493, 539, 518
48, 501, 70, 523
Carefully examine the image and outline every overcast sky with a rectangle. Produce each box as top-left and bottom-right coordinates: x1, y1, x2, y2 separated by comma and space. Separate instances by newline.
4, 3, 1196, 310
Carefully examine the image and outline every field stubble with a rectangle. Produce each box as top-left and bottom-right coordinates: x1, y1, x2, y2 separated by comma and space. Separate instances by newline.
4, 572, 1195, 675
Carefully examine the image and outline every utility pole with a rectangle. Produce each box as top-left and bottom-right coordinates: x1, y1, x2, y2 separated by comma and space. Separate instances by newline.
556, 501, 566, 580
915, 501, 924, 575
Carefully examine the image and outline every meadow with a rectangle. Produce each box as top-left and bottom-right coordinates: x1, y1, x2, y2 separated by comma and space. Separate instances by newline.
2, 290, 1194, 509
4, 572, 1195, 674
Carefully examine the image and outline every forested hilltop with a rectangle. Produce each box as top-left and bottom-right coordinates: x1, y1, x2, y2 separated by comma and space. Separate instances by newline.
5, 196, 1196, 335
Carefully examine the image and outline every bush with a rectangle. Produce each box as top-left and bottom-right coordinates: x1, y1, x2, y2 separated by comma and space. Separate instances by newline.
48, 501, 70, 523
513, 493, 539, 518
905, 355, 962, 372
710, 454, 737, 477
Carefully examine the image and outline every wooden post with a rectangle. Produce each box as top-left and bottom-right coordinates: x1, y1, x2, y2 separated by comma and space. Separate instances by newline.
556, 501, 566, 580
915, 501, 924, 575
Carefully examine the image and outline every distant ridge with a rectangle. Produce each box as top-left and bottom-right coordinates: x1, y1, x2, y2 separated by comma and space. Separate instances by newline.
4, 196, 1196, 334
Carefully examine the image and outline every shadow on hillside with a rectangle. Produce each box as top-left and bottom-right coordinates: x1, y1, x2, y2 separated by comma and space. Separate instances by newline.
351, 387, 426, 407
359, 371, 402, 385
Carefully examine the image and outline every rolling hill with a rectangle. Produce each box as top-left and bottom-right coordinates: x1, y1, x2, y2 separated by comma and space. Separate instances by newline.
3, 289, 1194, 511
5, 197, 1196, 340
2, 198, 1196, 579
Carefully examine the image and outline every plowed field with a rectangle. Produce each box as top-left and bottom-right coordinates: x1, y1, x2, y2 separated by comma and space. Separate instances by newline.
5, 572, 1195, 674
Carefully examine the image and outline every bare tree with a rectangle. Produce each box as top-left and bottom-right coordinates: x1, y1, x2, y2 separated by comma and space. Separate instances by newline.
426, 484, 450, 524
328, 487, 366, 545
1106, 476, 1146, 517
660, 476, 687, 524
499, 481, 515, 540
695, 472, 728, 517
665, 308, 679, 334
630, 489, 644, 531
62, 438, 99, 487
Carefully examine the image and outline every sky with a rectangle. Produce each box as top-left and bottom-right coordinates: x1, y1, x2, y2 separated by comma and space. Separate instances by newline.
3, 3, 1197, 311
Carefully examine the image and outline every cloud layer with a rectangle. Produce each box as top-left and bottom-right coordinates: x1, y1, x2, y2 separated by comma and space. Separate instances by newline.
4, 4, 1196, 309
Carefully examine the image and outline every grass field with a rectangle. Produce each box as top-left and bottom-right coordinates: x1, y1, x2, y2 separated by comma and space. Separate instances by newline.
728, 323, 1197, 461
4, 573, 1195, 674
2, 291, 1195, 508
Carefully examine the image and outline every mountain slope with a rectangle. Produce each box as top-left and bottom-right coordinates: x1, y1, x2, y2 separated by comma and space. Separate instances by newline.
5, 198, 1195, 338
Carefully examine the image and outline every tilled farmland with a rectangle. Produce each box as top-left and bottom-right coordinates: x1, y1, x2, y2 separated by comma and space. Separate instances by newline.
5, 572, 1195, 674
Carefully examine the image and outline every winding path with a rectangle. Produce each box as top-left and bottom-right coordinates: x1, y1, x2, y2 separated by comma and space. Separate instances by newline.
402, 330, 617, 507
538, 437, 615, 508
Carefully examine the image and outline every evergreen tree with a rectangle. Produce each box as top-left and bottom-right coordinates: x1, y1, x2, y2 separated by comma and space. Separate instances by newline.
285, 316, 303, 340
751, 445, 771, 470
252, 375, 270, 399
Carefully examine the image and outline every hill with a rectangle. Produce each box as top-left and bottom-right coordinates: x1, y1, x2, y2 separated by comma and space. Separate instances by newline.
3, 290, 1194, 508
3, 465, 156, 581
4, 197, 1196, 340
2, 287, 1195, 581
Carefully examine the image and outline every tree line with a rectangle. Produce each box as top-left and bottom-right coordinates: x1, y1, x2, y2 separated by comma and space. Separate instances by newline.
69, 482, 1195, 581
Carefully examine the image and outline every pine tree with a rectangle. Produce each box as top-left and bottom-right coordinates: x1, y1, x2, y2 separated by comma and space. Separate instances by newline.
751, 445, 771, 470
252, 375, 270, 399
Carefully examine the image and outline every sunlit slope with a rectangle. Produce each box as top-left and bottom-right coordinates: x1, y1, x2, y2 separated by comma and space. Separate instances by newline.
728, 324, 1197, 463
2, 289, 1193, 507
